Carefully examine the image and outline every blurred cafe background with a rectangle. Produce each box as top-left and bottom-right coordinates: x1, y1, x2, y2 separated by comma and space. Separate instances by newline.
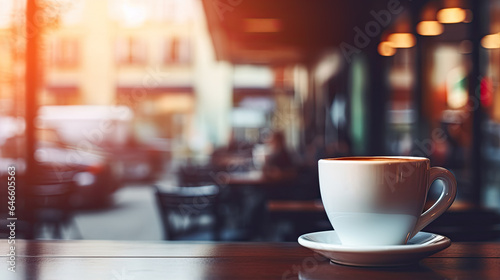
1, 0, 500, 242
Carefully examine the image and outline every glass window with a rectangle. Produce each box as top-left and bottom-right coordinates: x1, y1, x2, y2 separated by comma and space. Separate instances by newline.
116, 36, 148, 65
49, 38, 80, 69
164, 37, 191, 65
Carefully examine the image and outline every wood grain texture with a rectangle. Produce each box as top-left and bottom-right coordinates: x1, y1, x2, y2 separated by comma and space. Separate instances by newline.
0, 240, 499, 279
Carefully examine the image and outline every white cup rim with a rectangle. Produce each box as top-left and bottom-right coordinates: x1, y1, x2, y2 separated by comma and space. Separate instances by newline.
319, 156, 429, 164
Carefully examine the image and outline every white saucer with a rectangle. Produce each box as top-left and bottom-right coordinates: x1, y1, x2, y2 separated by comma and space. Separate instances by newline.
298, 230, 450, 267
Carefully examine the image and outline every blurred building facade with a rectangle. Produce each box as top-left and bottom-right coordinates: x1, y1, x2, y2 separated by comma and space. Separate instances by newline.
41, 0, 201, 157
1, 0, 305, 161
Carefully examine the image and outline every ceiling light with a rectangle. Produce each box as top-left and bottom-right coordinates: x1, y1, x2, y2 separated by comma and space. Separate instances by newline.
378, 41, 396, 56
416, 21, 443, 36
387, 33, 416, 48
481, 33, 500, 49
437, 8, 466, 24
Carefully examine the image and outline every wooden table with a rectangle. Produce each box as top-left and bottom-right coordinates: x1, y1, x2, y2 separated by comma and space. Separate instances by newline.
0, 240, 499, 279
226, 170, 270, 186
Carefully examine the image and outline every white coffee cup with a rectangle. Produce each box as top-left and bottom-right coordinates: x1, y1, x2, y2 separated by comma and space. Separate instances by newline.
318, 156, 457, 246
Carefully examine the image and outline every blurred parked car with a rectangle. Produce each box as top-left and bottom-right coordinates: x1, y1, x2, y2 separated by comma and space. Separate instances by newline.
0, 128, 121, 208
37, 105, 167, 183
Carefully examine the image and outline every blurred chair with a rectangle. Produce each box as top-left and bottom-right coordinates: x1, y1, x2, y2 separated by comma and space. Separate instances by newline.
20, 173, 79, 239
265, 199, 330, 241
178, 165, 217, 186
154, 184, 221, 240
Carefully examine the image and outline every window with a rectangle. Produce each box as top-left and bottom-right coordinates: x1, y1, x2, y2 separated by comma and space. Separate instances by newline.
164, 37, 191, 65
49, 38, 80, 69
116, 37, 148, 66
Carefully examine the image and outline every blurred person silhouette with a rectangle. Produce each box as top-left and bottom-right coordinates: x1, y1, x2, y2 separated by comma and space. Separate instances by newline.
261, 131, 295, 181
211, 131, 254, 172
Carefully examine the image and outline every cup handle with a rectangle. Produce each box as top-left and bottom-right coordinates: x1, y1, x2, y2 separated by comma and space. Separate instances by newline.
411, 167, 457, 239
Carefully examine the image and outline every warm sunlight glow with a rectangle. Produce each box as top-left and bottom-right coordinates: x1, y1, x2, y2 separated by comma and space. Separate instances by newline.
120, 1, 148, 27
387, 33, 416, 48
0, 0, 14, 28
437, 8, 466, 24
481, 33, 500, 49
416, 21, 444, 36
378, 41, 396, 56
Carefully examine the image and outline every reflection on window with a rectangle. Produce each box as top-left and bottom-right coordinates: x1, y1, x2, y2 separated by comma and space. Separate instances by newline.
49, 38, 80, 69
116, 37, 148, 66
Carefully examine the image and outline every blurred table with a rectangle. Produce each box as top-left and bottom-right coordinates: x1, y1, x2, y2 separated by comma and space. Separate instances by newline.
226, 169, 297, 187
1, 240, 499, 279
226, 170, 268, 186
